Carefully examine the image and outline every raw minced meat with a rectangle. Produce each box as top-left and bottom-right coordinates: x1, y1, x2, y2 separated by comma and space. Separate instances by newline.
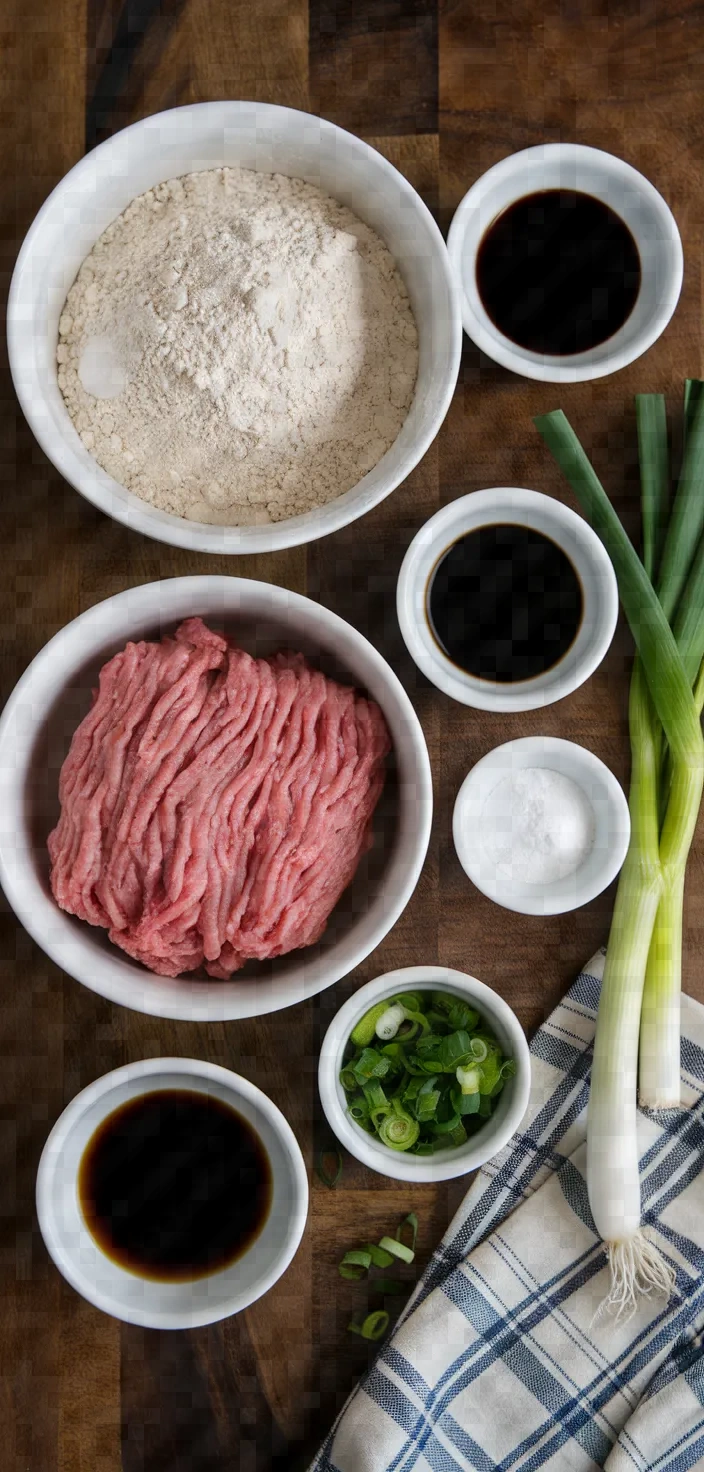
48, 617, 390, 978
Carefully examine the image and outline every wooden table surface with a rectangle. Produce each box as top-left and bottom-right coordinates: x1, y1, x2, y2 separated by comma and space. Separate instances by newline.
2, 2, 704, 1468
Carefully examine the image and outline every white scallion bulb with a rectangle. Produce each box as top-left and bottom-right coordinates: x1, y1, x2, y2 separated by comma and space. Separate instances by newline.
375, 1004, 406, 1041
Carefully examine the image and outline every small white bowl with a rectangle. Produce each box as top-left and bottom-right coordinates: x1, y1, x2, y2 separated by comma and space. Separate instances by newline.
36, 1057, 308, 1329
8, 100, 461, 555
0, 575, 432, 1020
318, 965, 531, 1183
453, 736, 631, 916
396, 487, 618, 712
447, 143, 683, 383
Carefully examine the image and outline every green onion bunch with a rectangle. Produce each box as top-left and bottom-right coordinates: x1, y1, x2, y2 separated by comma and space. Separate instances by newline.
535, 384, 704, 1314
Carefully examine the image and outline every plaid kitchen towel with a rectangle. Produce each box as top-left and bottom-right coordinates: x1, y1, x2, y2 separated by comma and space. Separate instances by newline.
312, 952, 704, 1472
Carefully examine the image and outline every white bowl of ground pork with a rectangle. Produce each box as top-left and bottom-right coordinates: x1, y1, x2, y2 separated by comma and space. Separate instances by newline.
7, 102, 461, 554
0, 577, 432, 1021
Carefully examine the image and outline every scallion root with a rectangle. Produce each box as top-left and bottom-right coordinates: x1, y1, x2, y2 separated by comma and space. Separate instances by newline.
595, 1232, 676, 1322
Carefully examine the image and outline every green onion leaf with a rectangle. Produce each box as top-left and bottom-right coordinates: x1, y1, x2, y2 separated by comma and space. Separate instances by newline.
351, 1047, 390, 1084
432, 1111, 462, 1134
636, 394, 669, 581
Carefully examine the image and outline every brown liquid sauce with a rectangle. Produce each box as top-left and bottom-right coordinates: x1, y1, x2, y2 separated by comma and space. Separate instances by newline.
79, 1090, 272, 1282
427, 523, 583, 683
476, 189, 641, 355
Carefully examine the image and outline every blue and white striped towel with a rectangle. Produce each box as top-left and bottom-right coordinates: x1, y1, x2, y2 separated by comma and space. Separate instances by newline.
312, 952, 704, 1472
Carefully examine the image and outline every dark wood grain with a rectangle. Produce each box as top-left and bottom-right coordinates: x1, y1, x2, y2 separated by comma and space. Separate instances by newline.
309, 0, 437, 135
2, 1, 704, 1468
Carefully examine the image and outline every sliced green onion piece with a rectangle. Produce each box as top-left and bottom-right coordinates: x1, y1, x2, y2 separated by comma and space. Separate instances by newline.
351, 1001, 394, 1048
340, 1067, 358, 1092
469, 1037, 489, 1062
378, 1235, 415, 1264
396, 1212, 418, 1253
351, 1047, 390, 1084
316, 1148, 343, 1188
456, 1064, 481, 1094
339, 1248, 372, 1280
432, 1111, 462, 1134
347, 1310, 390, 1341
363, 1080, 389, 1112
364, 1243, 395, 1268
378, 1110, 420, 1151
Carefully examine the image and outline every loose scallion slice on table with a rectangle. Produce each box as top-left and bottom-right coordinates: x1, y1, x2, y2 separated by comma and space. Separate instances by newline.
316, 1148, 343, 1188
338, 1249, 372, 1281
535, 396, 704, 1314
347, 1310, 390, 1341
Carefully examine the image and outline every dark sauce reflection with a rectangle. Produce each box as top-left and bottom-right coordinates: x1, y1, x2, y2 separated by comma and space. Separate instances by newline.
476, 190, 641, 356
427, 523, 584, 683
79, 1089, 272, 1282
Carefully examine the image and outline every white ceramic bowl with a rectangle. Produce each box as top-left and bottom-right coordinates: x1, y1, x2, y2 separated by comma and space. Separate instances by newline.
0, 576, 432, 1020
447, 143, 683, 382
318, 965, 531, 1183
8, 100, 461, 555
397, 487, 619, 712
36, 1057, 308, 1328
453, 736, 631, 916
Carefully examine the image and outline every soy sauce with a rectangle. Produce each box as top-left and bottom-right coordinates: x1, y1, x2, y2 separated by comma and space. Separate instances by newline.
476, 190, 641, 355
427, 523, 583, 682
79, 1090, 272, 1282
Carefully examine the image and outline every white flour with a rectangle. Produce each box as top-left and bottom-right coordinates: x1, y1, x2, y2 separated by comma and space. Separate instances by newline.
57, 168, 419, 525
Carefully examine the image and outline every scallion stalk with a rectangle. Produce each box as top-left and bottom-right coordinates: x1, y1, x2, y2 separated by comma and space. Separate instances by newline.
639, 383, 704, 1108
535, 406, 704, 1312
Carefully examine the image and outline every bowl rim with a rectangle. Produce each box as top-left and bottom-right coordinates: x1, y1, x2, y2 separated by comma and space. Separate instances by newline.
7, 99, 462, 555
452, 735, 631, 916
0, 575, 433, 1020
36, 1056, 309, 1328
396, 486, 619, 711
447, 141, 683, 383
318, 965, 531, 1183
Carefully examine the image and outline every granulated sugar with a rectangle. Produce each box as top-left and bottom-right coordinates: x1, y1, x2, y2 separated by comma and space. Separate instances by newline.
57, 168, 419, 525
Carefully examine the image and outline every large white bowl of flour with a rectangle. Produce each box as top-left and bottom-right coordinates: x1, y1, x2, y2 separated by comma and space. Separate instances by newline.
8, 102, 461, 554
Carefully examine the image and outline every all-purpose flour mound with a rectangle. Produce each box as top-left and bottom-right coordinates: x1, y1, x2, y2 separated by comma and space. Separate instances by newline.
57, 168, 419, 525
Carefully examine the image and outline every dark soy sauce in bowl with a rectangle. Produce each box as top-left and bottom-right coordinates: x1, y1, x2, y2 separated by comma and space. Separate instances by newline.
476, 190, 641, 355
79, 1090, 272, 1282
427, 523, 583, 683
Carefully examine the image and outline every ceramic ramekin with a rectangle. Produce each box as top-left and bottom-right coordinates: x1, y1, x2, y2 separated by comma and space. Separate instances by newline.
8, 100, 461, 554
396, 487, 619, 712
453, 736, 631, 916
318, 966, 531, 1184
447, 142, 683, 382
36, 1058, 309, 1329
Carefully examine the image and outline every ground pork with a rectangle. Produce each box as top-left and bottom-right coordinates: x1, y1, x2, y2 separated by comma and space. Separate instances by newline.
48, 618, 391, 978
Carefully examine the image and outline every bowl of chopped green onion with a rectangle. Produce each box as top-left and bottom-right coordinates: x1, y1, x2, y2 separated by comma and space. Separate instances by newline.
318, 966, 531, 1181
